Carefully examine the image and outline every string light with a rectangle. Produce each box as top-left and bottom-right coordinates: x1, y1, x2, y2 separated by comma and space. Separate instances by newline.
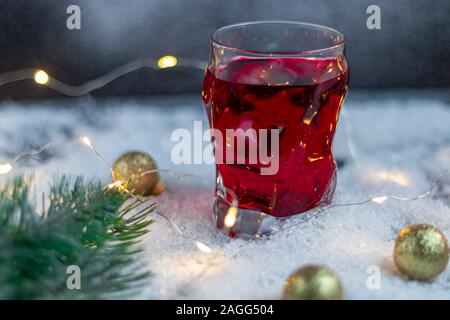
106, 181, 126, 191
230, 170, 450, 257
78, 136, 213, 254
224, 206, 238, 228
0, 57, 448, 247
157, 55, 178, 69
80, 136, 93, 149
195, 241, 213, 253
0, 163, 13, 175
371, 196, 389, 204
1, 55, 447, 263
33, 70, 49, 85
0, 139, 79, 176
0, 56, 206, 96
1, 134, 449, 250
0, 134, 212, 253
261, 169, 450, 240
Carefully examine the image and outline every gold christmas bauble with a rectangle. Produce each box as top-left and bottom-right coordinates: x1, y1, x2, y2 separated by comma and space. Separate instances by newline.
394, 224, 449, 281
112, 151, 164, 196
282, 265, 343, 300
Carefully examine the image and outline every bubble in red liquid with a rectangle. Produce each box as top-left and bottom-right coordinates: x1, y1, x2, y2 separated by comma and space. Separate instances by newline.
202, 56, 348, 217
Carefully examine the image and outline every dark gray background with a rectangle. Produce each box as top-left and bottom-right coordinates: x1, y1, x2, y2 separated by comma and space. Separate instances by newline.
0, 0, 449, 99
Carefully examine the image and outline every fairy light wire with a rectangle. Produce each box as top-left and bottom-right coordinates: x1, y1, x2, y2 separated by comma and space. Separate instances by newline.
2, 135, 449, 245
2, 53, 448, 287
389, 169, 450, 201
0, 68, 35, 86
0, 56, 207, 97
9, 139, 80, 163
0, 57, 448, 252
240, 169, 450, 244
229, 169, 450, 258
0, 134, 212, 253
78, 136, 212, 253
0, 138, 81, 174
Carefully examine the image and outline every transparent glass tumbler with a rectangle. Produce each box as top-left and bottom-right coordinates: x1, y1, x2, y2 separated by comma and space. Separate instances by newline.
202, 21, 348, 239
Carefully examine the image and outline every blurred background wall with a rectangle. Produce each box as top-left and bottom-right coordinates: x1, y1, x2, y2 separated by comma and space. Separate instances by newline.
0, 0, 449, 99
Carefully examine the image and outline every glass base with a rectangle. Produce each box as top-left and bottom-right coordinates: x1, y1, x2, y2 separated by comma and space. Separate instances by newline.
212, 170, 336, 240
213, 195, 278, 240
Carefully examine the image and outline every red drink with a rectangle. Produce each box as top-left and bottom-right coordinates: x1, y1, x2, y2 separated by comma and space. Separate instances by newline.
202, 56, 348, 217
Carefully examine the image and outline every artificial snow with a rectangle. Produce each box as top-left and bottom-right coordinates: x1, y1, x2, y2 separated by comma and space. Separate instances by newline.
1, 93, 450, 300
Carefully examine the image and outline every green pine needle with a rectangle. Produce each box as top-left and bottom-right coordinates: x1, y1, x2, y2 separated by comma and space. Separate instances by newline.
0, 176, 154, 299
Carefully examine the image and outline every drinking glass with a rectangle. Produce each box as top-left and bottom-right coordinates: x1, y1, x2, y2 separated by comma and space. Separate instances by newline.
202, 21, 348, 239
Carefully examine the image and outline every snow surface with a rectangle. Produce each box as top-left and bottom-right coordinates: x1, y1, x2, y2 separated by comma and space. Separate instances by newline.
1, 93, 450, 299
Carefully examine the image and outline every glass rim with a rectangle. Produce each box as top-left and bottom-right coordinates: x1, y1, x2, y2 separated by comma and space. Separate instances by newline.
211, 20, 346, 56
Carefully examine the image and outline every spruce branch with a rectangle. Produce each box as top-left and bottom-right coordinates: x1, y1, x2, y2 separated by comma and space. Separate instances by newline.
0, 176, 154, 299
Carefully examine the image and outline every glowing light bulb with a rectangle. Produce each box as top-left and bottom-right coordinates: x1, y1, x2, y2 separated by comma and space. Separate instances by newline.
106, 181, 125, 191
34, 70, 49, 85
0, 163, 13, 175
195, 241, 212, 253
80, 136, 93, 149
157, 55, 178, 69
371, 196, 389, 204
224, 206, 238, 228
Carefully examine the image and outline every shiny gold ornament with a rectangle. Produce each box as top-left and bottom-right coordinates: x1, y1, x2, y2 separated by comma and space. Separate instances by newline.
112, 151, 164, 196
282, 265, 343, 300
394, 224, 449, 281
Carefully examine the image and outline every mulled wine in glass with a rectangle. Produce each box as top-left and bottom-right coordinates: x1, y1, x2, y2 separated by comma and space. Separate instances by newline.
202, 21, 348, 238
